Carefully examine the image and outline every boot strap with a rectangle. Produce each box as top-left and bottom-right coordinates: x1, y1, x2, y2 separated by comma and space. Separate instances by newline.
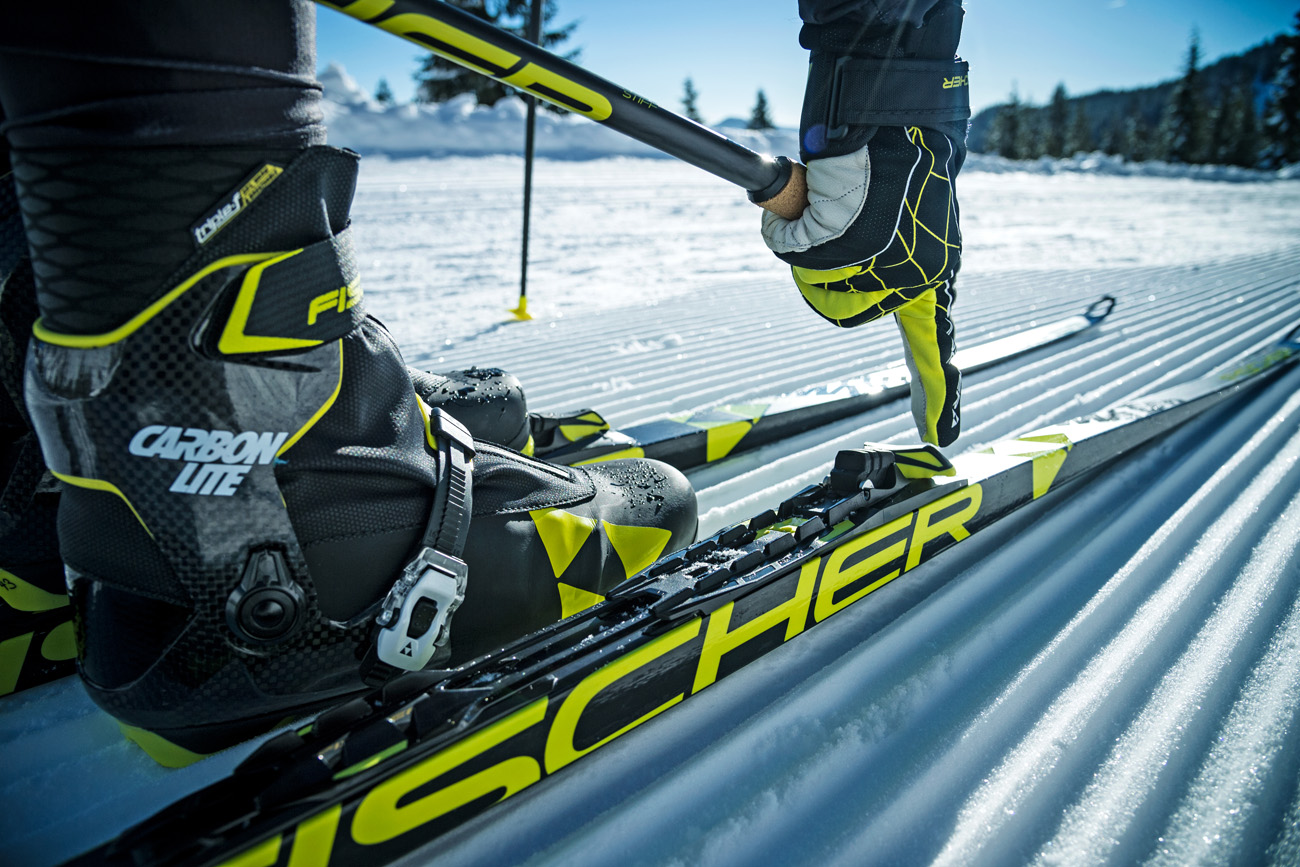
362, 408, 475, 685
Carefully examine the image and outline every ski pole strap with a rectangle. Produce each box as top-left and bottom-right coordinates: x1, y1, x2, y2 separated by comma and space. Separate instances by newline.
826, 57, 970, 140
363, 408, 476, 685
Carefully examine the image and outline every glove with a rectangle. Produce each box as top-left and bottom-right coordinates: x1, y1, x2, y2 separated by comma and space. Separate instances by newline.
763, 0, 969, 446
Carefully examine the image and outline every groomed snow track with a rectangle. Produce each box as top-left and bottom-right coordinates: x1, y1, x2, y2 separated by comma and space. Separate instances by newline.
2, 159, 1298, 867
405, 249, 1300, 867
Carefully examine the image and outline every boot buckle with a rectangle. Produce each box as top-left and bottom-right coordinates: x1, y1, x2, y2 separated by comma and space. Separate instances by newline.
374, 547, 468, 672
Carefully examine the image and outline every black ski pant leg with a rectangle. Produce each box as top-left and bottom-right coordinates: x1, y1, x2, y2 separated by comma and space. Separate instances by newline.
0, 0, 325, 334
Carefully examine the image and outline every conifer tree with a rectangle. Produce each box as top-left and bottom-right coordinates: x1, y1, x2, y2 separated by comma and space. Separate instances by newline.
1045, 84, 1070, 158
1122, 103, 1154, 161
1017, 108, 1045, 159
1263, 10, 1300, 166
1066, 103, 1094, 156
1159, 29, 1209, 162
1100, 113, 1126, 156
748, 90, 775, 130
682, 78, 704, 123
374, 78, 395, 106
1204, 87, 1229, 164
1225, 84, 1261, 168
986, 88, 1024, 159
414, 0, 577, 109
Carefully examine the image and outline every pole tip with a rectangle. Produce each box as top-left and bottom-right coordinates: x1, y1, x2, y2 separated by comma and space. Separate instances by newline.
509, 295, 533, 321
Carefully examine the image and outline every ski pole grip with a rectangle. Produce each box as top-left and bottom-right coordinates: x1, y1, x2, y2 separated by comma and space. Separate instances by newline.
748, 157, 809, 221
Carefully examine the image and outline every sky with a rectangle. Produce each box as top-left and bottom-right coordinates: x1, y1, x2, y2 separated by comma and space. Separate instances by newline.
316, 1, 1299, 127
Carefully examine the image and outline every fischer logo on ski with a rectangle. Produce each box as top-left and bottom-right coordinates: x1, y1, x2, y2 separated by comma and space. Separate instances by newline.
128, 425, 288, 496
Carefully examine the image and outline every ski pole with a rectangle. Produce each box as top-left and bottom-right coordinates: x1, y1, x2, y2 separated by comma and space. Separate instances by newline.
510, 0, 543, 321
317, 0, 809, 219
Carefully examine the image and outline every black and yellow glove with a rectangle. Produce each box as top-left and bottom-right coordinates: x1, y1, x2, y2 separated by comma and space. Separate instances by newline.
764, 0, 968, 446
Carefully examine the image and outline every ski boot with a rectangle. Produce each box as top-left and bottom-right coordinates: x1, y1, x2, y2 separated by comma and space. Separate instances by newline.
1, 174, 72, 698
409, 366, 531, 452
410, 367, 611, 458
19, 145, 696, 761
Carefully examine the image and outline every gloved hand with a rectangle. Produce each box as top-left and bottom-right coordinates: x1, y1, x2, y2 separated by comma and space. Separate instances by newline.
762, 0, 969, 446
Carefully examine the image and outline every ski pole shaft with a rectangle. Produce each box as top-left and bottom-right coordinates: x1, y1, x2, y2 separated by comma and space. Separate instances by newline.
317, 0, 809, 218
512, 0, 542, 320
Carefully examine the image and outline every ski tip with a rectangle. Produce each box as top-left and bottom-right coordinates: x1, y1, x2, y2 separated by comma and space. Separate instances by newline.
1084, 295, 1118, 324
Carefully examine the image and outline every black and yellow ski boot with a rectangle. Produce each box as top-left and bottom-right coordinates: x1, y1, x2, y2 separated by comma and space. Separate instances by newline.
19, 146, 695, 763
409, 366, 532, 452
1, 174, 73, 698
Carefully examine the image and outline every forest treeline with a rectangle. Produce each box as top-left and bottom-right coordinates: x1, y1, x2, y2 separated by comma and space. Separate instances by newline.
970, 15, 1300, 168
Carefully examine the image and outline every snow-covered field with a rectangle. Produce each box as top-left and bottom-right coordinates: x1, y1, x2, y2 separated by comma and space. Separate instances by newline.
3, 121, 1300, 865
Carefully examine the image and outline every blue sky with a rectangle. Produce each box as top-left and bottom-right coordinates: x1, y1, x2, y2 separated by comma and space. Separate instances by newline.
317, 1, 1298, 126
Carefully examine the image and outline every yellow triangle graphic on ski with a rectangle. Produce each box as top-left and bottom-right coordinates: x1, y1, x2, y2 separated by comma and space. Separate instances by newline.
1030, 449, 1069, 499
118, 722, 209, 768
602, 520, 672, 579
983, 432, 1074, 499
41, 621, 77, 662
1018, 432, 1073, 446
0, 632, 34, 697
559, 411, 609, 443
574, 447, 645, 466
985, 431, 1074, 458
717, 403, 770, 420
704, 421, 753, 462
557, 582, 605, 618
530, 508, 597, 577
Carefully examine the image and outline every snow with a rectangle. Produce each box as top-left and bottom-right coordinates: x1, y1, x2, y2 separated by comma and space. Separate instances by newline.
317, 62, 801, 161
3, 69, 1300, 866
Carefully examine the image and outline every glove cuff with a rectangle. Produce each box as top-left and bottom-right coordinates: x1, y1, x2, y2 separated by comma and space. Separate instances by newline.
821, 57, 969, 144
797, 0, 968, 159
